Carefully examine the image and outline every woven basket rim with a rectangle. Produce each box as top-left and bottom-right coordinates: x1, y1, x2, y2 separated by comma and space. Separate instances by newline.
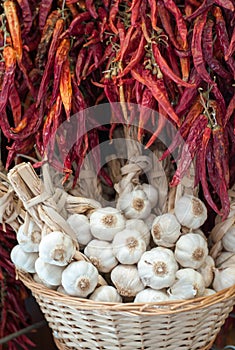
17, 269, 235, 315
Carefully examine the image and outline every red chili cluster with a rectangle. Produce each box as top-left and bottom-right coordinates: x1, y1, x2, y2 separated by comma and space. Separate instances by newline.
0, 0, 234, 218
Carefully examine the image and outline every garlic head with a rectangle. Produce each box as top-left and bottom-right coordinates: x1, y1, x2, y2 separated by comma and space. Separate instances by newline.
39, 231, 76, 266
89, 285, 122, 302
213, 266, 235, 292
67, 214, 92, 246
33, 273, 57, 290
117, 189, 151, 219
141, 183, 158, 209
112, 229, 146, 264
134, 288, 169, 303
125, 219, 150, 246
111, 264, 144, 297
62, 261, 99, 297
222, 224, 235, 253
203, 288, 216, 296
151, 213, 181, 247
89, 207, 125, 241
145, 214, 157, 231
174, 233, 208, 269
10, 245, 38, 273
174, 195, 207, 229
17, 220, 41, 252
173, 268, 205, 297
215, 251, 235, 268
35, 257, 65, 287
84, 239, 118, 273
197, 255, 215, 288
138, 247, 178, 289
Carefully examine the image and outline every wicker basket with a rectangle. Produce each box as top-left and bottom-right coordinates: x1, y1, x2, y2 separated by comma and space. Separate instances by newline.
18, 270, 235, 350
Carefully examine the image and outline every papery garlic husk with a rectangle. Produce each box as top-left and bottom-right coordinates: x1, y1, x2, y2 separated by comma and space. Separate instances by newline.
33, 273, 57, 290
117, 189, 151, 219
174, 195, 207, 229
213, 267, 235, 292
222, 224, 235, 253
151, 213, 181, 248
173, 268, 205, 297
10, 245, 38, 273
141, 183, 158, 209
35, 257, 65, 287
203, 288, 216, 296
197, 255, 215, 287
62, 260, 99, 297
39, 231, 76, 266
168, 278, 197, 300
145, 214, 157, 231
17, 220, 41, 252
111, 264, 144, 297
174, 233, 208, 269
112, 229, 146, 264
215, 251, 235, 268
125, 219, 150, 246
89, 285, 122, 302
84, 239, 118, 273
67, 214, 92, 246
134, 288, 169, 303
137, 247, 178, 289
89, 207, 125, 241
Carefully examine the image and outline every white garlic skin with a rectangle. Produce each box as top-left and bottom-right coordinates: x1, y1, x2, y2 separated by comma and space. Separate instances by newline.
35, 258, 64, 287
213, 267, 235, 292
222, 225, 235, 253
175, 268, 205, 297
62, 261, 99, 297
125, 219, 150, 246
215, 251, 235, 268
111, 264, 144, 297
145, 214, 157, 231
89, 286, 122, 303
174, 195, 207, 229
174, 233, 208, 269
168, 278, 197, 300
112, 229, 146, 265
67, 214, 92, 246
39, 231, 76, 266
117, 189, 151, 219
151, 213, 181, 248
203, 288, 216, 296
10, 245, 38, 273
17, 220, 41, 252
84, 239, 118, 273
197, 255, 215, 288
89, 207, 125, 241
33, 273, 57, 290
141, 183, 158, 209
138, 247, 178, 290
134, 288, 169, 303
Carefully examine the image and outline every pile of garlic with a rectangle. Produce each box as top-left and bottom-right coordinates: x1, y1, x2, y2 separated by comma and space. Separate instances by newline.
10, 183, 235, 303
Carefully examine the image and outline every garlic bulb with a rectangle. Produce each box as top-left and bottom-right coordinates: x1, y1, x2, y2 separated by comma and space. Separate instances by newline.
57, 285, 69, 295
137, 247, 178, 289
197, 255, 215, 287
17, 220, 41, 252
67, 214, 92, 246
89, 207, 125, 241
62, 261, 99, 297
111, 265, 144, 297
174, 233, 208, 269
125, 219, 150, 246
173, 268, 205, 297
215, 252, 235, 268
174, 195, 207, 229
39, 231, 76, 266
168, 278, 197, 300
33, 273, 57, 290
35, 257, 65, 287
89, 286, 122, 302
203, 288, 216, 296
141, 183, 158, 208
10, 245, 38, 273
222, 224, 235, 253
213, 267, 235, 292
134, 288, 169, 303
112, 229, 146, 264
151, 213, 181, 248
84, 239, 118, 273
117, 189, 151, 219
145, 214, 157, 231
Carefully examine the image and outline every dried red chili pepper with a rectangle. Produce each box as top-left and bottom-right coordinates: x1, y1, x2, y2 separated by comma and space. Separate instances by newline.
145, 105, 167, 148
170, 114, 208, 187
60, 58, 72, 121
85, 0, 98, 18
39, 0, 54, 31
10, 116, 27, 134
63, 11, 91, 37
138, 87, 156, 141
152, 42, 195, 88
109, 0, 120, 35
147, 0, 158, 31
187, 0, 234, 21
225, 26, 235, 61
131, 67, 180, 127
15, 0, 32, 34
6, 136, 34, 169
115, 26, 136, 63
75, 48, 87, 85
3, 0, 22, 61
224, 92, 235, 126
129, 0, 142, 26
9, 84, 21, 127
0, 46, 16, 114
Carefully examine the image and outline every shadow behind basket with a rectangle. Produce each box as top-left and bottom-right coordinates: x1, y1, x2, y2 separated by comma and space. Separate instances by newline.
18, 270, 235, 350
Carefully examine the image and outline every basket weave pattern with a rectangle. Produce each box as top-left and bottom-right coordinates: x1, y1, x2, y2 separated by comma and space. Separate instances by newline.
19, 271, 235, 350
